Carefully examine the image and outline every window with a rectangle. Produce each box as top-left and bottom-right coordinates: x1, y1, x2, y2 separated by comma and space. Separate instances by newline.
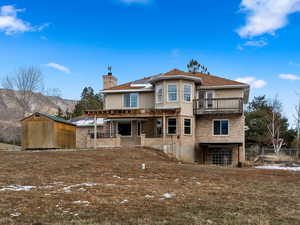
206, 91, 214, 109
184, 85, 192, 102
156, 85, 163, 103
167, 118, 177, 134
168, 84, 177, 102
213, 120, 229, 136
184, 119, 192, 135
123, 93, 138, 108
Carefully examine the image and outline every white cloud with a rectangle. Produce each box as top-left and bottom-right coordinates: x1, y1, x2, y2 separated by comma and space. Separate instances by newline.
119, 0, 150, 4
279, 73, 300, 80
46, 63, 70, 74
237, 0, 300, 38
244, 39, 268, 47
0, 5, 48, 35
235, 76, 267, 88
289, 61, 300, 66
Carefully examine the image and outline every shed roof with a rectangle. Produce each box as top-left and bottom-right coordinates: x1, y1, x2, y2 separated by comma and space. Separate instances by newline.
21, 112, 76, 126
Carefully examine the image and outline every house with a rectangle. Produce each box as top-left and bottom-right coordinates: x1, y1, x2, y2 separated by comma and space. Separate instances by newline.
21, 112, 76, 150
70, 117, 112, 148
86, 69, 250, 165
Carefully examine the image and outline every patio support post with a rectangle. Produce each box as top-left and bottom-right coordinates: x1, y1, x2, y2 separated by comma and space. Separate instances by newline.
94, 115, 97, 149
163, 113, 166, 145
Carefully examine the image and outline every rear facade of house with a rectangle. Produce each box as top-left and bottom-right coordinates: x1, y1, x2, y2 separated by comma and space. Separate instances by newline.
87, 69, 249, 165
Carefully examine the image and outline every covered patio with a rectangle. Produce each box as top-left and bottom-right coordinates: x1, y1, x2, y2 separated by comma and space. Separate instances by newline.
85, 108, 181, 147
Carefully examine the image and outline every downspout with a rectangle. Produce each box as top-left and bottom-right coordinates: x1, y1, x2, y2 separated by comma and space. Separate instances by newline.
94, 115, 97, 149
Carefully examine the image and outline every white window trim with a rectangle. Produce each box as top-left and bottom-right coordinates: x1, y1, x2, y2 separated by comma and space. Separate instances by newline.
212, 119, 230, 136
183, 118, 192, 135
155, 85, 163, 104
167, 117, 177, 135
167, 83, 178, 102
183, 84, 193, 103
123, 93, 139, 109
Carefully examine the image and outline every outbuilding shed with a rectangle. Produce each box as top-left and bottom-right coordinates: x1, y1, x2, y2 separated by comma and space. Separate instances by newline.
21, 112, 76, 150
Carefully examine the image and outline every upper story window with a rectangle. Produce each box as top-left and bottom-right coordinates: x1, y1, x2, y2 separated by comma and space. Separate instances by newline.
184, 84, 192, 102
156, 85, 163, 104
124, 93, 138, 108
168, 84, 177, 102
213, 120, 229, 136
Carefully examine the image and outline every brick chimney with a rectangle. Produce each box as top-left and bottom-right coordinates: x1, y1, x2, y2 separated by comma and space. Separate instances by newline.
102, 71, 118, 90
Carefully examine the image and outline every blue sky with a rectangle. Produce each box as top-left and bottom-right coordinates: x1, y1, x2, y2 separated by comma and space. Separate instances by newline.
0, 0, 300, 126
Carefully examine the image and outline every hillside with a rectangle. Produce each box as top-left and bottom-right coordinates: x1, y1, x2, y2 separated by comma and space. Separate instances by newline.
0, 89, 77, 143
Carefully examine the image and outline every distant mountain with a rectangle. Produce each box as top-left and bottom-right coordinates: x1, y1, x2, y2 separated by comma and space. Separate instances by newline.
0, 89, 77, 144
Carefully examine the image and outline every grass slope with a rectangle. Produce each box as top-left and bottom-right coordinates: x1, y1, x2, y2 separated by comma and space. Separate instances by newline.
0, 147, 299, 225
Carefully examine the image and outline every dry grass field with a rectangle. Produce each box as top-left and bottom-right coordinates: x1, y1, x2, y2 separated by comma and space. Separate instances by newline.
0, 147, 299, 225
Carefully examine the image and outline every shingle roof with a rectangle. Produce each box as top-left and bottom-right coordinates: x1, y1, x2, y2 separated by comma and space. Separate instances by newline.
103, 69, 247, 91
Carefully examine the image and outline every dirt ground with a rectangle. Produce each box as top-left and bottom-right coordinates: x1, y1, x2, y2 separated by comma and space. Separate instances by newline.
0, 147, 299, 225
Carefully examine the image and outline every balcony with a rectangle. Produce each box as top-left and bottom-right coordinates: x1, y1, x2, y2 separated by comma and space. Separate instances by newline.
193, 98, 243, 115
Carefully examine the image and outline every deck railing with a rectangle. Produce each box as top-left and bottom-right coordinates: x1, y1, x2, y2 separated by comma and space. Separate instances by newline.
193, 98, 243, 115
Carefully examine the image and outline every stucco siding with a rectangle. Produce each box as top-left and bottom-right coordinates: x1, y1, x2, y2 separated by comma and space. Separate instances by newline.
215, 88, 244, 98
104, 92, 154, 110
195, 115, 245, 144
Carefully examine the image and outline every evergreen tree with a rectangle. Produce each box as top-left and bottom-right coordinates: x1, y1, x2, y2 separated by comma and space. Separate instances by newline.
187, 59, 210, 74
72, 87, 103, 117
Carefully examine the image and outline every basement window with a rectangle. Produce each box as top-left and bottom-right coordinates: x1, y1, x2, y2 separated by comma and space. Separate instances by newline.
213, 120, 229, 136
167, 118, 177, 134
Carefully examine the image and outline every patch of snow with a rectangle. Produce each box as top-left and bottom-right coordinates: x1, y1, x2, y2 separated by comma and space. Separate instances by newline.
10, 212, 21, 217
255, 164, 300, 172
0, 185, 36, 192
145, 195, 154, 199
73, 200, 89, 205
113, 175, 121, 179
128, 178, 134, 181
120, 200, 129, 204
161, 193, 175, 199
63, 183, 98, 192
105, 184, 116, 187
74, 118, 104, 127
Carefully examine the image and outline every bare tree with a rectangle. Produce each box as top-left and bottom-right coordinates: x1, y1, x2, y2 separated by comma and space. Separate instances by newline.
266, 96, 284, 155
2, 66, 43, 117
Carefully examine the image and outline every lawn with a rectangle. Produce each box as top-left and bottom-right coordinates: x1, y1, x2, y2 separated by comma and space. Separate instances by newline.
0, 147, 299, 225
